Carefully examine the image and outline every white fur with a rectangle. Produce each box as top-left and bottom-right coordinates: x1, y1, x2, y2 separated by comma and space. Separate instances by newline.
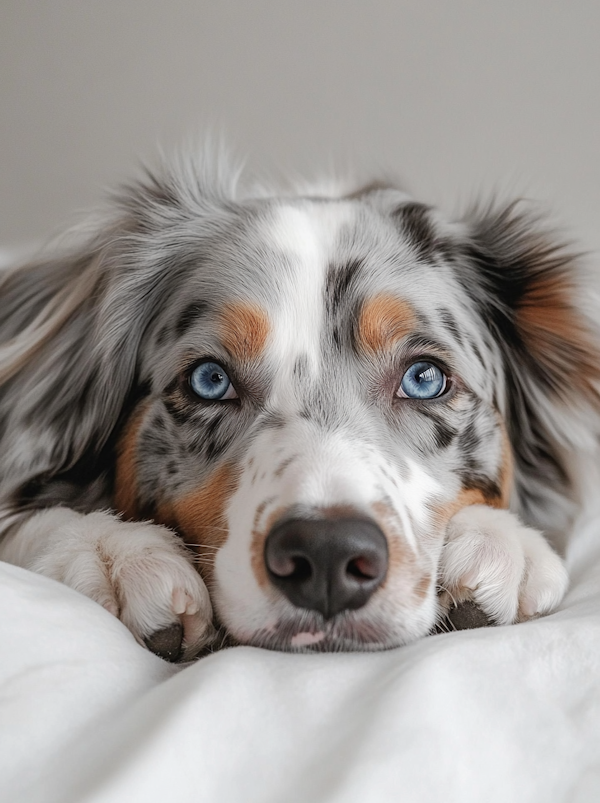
0, 508, 214, 658
440, 505, 569, 624
215, 420, 438, 644
267, 204, 354, 382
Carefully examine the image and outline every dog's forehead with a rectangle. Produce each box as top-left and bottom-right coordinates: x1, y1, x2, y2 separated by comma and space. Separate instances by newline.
235, 198, 444, 303
153, 196, 491, 395
179, 198, 461, 339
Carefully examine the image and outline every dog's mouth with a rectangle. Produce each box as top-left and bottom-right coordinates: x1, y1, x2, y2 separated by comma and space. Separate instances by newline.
205, 594, 492, 656
234, 610, 399, 653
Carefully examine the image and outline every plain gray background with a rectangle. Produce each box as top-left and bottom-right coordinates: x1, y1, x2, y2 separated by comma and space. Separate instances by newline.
2, 1, 599, 251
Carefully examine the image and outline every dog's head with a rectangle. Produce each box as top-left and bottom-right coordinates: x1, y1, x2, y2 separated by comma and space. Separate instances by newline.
2, 155, 599, 650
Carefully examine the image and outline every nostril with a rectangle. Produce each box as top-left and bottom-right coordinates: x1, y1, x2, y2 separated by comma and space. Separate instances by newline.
290, 556, 312, 581
269, 554, 312, 581
346, 556, 380, 580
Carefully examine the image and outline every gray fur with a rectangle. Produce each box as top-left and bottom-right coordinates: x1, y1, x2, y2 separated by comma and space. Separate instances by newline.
0, 152, 598, 547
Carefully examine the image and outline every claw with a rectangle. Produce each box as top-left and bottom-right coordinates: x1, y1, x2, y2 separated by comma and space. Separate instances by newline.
172, 588, 200, 616
172, 587, 188, 615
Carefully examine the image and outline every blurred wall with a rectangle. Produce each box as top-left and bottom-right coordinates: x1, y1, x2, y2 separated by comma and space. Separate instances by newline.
2, 1, 600, 250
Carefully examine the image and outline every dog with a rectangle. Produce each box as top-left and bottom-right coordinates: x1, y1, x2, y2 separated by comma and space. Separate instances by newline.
1, 150, 594, 661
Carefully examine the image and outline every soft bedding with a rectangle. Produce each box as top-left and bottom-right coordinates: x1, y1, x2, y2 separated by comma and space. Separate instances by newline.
2, 482, 600, 803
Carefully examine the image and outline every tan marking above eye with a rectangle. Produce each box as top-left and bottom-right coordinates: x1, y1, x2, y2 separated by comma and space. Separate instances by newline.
219, 301, 270, 362
357, 293, 418, 353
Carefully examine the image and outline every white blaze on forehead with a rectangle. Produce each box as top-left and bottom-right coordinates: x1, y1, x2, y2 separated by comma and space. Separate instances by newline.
266, 203, 355, 379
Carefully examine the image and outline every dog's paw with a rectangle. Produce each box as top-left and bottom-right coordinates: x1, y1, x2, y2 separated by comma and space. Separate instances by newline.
438, 504, 568, 626
28, 509, 214, 661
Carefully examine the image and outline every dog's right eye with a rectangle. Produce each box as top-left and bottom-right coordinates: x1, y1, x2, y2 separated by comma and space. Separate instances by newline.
189, 361, 238, 401
397, 361, 447, 399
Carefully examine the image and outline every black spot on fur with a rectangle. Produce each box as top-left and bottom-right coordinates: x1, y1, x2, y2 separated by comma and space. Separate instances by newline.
150, 413, 167, 432
433, 421, 456, 449
192, 410, 236, 462
433, 423, 457, 451
163, 399, 189, 427
459, 473, 502, 501
11, 454, 114, 514
293, 356, 308, 380
457, 425, 483, 474
419, 408, 457, 450
325, 260, 363, 315
469, 339, 485, 367
394, 203, 435, 260
324, 260, 364, 351
202, 412, 225, 443
438, 309, 463, 346
174, 301, 209, 337
206, 438, 225, 461
434, 236, 460, 264
12, 476, 47, 509
140, 433, 170, 459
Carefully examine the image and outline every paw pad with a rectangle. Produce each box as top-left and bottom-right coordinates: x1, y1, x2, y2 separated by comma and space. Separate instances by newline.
144, 623, 184, 662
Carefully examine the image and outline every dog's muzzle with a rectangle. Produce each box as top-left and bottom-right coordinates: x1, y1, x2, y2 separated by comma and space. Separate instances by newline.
264, 517, 388, 618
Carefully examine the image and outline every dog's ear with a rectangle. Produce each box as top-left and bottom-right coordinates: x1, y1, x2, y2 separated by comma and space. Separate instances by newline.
459, 201, 600, 530
0, 163, 232, 507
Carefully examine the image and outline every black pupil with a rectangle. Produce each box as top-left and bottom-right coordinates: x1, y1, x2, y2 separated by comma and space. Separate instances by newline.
211, 371, 223, 384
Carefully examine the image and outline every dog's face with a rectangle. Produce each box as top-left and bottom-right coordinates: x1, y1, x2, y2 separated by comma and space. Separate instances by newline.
114, 194, 512, 650
4, 162, 595, 653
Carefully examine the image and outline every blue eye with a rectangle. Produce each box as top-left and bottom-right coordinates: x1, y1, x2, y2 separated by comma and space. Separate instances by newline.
190, 361, 237, 401
398, 361, 447, 399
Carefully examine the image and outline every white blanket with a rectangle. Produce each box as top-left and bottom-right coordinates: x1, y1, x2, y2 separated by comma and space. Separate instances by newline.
2, 490, 600, 803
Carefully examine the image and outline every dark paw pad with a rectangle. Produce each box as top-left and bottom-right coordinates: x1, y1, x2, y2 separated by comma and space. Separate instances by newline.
144, 623, 184, 662
436, 600, 491, 633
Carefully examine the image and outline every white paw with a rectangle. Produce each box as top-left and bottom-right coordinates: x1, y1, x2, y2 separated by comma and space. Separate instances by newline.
439, 505, 568, 625
26, 508, 214, 660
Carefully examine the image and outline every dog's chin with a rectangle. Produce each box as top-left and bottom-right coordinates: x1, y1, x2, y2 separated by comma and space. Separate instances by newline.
221, 610, 430, 653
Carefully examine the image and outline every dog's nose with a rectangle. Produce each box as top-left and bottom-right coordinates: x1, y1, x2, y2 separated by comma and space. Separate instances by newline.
264, 517, 388, 619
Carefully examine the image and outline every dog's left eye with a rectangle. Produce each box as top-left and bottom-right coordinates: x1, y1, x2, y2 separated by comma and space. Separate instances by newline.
397, 361, 447, 399
189, 361, 238, 401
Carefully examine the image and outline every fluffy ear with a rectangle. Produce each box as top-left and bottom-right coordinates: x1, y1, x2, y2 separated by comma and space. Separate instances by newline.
0, 160, 234, 511
459, 202, 600, 531
0, 229, 147, 510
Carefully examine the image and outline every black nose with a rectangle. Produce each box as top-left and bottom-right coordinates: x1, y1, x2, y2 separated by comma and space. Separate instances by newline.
264, 517, 388, 619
